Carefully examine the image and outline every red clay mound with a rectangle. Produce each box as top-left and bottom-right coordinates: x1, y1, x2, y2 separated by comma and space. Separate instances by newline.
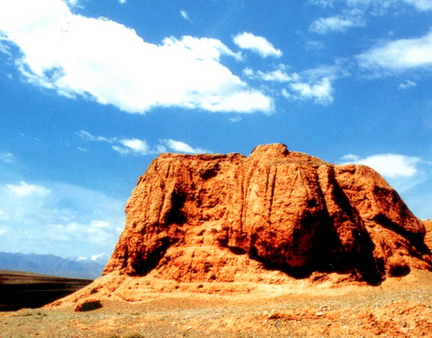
105, 144, 431, 282
51, 144, 432, 306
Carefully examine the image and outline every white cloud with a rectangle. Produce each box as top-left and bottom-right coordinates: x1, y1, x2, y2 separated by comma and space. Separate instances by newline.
76, 130, 113, 143
90, 252, 108, 262
398, 79, 416, 89
0, 152, 15, 163
78, 130, 212, 156
0, 180, 125, 258
115, 138, 151, 155
233, 32, 282, 58
0, 228, 6, 235
180, 10, 191, 22
311, 0, 335, 7
161, 139, 210, 154
76, 252, 108, 263
404, 0, 432, 10
77, 130, 153, 155
358, 31, 432, 71
6, 181, 51, 197
310, 15, 365, 34
0, 0, 272, 114
311, 0, 432, 12
243, 66, 296, 82
245, 64, 336, 105
65, 0, 78, 6
76, 146, 89, 152
199, 90, 274, 113
282, 77, 334, 105
119, 0, 127, 4
229, 116, 242, 123
90, 220, 110, 229
340, 153, 422, 178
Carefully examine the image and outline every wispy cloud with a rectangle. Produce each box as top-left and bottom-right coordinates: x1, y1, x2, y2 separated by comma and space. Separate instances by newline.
180, 10, 191, 22
243, 66, 297, 83
77, 252, 109, 263
77, 130, 211, 155
404, 0, 432, 11
6, 181, 51, 197
113, 139, 152, 155
229, 116, 242, 123
233, 32, 282, 58
160, 139, 210, 154
0, 152, 15, 164
282, 77, 334, 105
398, 79, 417, 89
0, 0, 272, 114
65, 0, 79, 6
76, 130, 112, 143
310, 15, 365, 34
244, 64, 336, 105
357, 31, 432, 72
311, 0, 432, 13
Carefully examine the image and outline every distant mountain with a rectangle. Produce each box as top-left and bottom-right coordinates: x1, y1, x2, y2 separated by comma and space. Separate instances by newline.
0, 252, 105, 279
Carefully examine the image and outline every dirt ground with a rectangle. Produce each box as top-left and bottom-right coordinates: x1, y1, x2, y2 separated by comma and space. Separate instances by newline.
1, 270, 431, 337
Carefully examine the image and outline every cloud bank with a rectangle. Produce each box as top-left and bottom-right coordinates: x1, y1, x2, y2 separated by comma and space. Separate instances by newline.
0, 0, 273, 114
0, 180, 125, 258
358, 31, 432, 71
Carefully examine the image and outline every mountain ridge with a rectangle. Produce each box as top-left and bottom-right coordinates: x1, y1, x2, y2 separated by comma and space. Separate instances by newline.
0, 252, 104, 279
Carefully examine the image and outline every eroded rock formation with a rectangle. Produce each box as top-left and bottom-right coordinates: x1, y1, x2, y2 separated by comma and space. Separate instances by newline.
103, 144, 431, 285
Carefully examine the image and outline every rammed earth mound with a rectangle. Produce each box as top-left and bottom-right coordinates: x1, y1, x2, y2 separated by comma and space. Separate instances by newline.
52, 144, 432, 305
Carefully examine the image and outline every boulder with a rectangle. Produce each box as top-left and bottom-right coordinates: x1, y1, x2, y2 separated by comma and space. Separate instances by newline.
74, 299, 102, 312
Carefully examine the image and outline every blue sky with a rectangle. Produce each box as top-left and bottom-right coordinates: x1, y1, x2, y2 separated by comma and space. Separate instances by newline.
0, 0, 432, 260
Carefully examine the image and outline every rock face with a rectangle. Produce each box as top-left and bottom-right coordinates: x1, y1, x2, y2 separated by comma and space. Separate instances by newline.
424, 220, 432, 252
104, 144, 431, 285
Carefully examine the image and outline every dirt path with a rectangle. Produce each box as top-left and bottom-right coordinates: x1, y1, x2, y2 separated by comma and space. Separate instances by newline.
1, 270, 431, 337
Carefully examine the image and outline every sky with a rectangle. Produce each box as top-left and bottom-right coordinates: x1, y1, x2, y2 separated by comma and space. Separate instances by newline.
0, 0, 432, 261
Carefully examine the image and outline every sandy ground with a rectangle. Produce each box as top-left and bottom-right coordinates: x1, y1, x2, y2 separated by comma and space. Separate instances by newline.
1, 270, 431, 337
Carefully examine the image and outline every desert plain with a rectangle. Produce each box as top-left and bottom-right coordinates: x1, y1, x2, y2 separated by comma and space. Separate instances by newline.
0, 269, 431, 337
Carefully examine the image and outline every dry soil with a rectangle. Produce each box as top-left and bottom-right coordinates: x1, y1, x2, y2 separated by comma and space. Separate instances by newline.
0, 270, 431, 337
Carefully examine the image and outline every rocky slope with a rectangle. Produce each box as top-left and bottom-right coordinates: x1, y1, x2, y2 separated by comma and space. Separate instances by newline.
52, 144, 432, 305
